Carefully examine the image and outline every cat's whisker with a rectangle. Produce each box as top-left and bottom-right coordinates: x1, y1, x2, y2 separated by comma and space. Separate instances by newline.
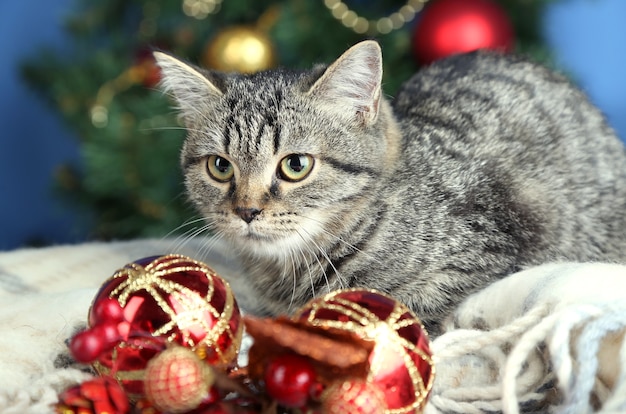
273, 243, 291, 284
288, 244, 299, 311
163, 219, 207, 253
197, 229, 227, 263
291, 233, 318, 298
193, 224, 218, 255
294, 229, 328, 288
298, 228, 342, 291
162, 216, 208, 241
299, 214, 384, 267
168, 219, 214, 254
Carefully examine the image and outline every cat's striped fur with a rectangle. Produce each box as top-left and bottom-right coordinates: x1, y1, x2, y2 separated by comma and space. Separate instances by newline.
155, 41, 626, 334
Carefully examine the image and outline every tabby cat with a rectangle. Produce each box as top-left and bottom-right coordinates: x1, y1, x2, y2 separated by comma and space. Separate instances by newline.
155, 41, 626, 334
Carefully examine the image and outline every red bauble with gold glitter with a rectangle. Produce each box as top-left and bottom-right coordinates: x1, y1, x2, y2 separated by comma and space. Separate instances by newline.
88, 254, 243, 399
293, 289, 435, 414
412, 0, 514, 65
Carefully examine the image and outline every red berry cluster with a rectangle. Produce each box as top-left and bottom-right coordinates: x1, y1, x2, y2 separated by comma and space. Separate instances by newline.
70, 298, 128, 363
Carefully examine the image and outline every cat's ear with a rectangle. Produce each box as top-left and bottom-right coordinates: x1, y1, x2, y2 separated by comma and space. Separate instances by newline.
153, 51, 223, 123
308, 40, 383, 125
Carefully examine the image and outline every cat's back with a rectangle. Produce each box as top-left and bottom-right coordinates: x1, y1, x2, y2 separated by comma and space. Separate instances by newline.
393, 51, 623, 166
390, 51, 626, 263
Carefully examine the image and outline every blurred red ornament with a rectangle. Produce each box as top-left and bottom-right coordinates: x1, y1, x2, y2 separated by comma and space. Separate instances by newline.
140, 60, 162, 88
55, 376, 130, 414
322, 379, 387, 414
88, 254, 243, 399
412, 0, 514, 65
293, 289, 435, 414
134, 48, 162, 88
144, 346, 216, 413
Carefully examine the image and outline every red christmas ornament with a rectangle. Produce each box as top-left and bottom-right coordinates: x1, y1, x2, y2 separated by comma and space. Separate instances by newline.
134, 48, 162, 88
263, 353, 318, 408
88, 254, 243, 398
412, 0, 514, 65
322, 379, 387, 414
144, 346, 216, 413
293, 289, 435, 414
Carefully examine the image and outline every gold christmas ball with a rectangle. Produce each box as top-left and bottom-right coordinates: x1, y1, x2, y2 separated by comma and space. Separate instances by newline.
203, 26, 276, 73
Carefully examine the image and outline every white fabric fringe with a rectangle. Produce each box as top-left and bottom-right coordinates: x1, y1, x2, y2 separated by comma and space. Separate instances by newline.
1, 241, 625, 413
427, 262, 626, 414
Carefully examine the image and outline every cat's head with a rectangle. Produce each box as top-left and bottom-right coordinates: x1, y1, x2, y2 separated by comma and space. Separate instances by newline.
155, 41, 396, 256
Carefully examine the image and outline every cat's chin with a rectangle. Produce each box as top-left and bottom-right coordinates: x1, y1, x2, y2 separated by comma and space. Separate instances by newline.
228, 230, 315, 259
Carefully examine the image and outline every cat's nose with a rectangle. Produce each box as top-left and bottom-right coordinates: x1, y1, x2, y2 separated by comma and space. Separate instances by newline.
235, 207, 263, 224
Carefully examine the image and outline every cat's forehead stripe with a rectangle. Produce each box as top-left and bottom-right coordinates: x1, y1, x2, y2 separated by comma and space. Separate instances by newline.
221, 113, 238, 153
221, 86, 285, 156
273, 119, 281, 155
270, 89, 283, 154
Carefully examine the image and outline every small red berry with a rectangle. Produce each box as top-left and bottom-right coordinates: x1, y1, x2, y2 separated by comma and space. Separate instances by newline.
90, 297, 125, 326
264, 354, 317, 408
91, 322, 123, 349
69, 328, 106, 363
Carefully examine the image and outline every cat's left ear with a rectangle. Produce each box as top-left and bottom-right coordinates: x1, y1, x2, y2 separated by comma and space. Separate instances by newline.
153, 51, 224, 124
308, 40, 383, 126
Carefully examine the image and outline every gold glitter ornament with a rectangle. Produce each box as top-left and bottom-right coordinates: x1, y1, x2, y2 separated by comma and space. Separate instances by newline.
203, 26, 276, 73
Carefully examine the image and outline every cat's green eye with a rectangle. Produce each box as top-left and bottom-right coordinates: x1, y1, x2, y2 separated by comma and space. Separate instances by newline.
278, 154, 314, 182
207, 155, 234, 182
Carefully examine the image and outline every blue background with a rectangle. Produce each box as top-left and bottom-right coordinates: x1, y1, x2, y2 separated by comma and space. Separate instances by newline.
1, 0, 625, 250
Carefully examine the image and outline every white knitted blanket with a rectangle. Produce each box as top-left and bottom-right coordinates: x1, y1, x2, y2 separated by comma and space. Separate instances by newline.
0, 239, 625, 413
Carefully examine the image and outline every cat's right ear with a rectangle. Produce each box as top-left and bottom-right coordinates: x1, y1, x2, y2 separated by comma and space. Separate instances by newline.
307, 40, 383, 126
153, 52, 223, 124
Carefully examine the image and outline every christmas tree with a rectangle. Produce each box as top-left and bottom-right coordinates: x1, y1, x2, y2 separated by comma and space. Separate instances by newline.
22, 0, 552, 241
